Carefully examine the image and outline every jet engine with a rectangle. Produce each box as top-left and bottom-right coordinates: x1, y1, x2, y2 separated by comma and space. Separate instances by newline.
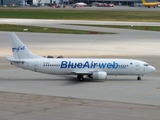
92, 71, 107, 80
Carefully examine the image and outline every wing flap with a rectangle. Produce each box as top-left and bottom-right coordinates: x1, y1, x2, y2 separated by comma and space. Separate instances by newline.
71, 71, 93, 75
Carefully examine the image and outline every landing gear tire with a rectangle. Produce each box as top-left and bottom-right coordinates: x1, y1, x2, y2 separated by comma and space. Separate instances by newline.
77, 75, 84, 81
79, 77, 84, 81
137, 76, 141, 80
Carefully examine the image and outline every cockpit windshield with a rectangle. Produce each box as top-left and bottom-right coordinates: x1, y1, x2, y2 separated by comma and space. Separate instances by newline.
144, 64, 149, 66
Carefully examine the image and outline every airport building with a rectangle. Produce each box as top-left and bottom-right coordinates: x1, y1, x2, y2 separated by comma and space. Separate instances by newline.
0, 0, 64, 6
0, 0, 159, 6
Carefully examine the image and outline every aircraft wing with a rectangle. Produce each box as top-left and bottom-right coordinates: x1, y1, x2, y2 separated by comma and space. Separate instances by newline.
71, 71, 94, 75
71, 70, 103, 75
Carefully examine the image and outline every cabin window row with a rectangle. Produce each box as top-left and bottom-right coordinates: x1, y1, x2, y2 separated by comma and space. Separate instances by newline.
44, 64, 60, 66
119, 65, 129, 67
43, 64, 129, 67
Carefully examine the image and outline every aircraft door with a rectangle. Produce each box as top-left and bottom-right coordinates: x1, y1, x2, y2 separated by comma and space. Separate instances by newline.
34, 61, 38, 72
136, 63, 140, 70
143, 67, 146, 72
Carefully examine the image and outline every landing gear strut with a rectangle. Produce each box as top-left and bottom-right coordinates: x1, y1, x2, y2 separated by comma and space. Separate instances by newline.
137, 76, 141, 80
77, 75, 84, 81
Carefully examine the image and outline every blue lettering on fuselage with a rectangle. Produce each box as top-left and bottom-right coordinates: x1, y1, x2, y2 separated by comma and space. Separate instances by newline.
60, 61, 119, 69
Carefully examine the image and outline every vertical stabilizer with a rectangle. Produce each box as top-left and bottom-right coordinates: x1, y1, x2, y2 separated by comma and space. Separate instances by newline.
142, 0, 146, 3
8, 33, 42, 59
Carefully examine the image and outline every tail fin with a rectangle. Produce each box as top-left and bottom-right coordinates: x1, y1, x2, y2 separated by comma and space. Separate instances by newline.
142, 0, 146, 3
8, 33, 42, 60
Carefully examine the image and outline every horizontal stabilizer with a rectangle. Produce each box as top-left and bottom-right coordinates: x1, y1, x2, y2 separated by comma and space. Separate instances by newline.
6, 56, 24, 63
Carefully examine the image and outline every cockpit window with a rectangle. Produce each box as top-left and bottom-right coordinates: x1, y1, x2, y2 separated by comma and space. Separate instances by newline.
144, 64, 149, 66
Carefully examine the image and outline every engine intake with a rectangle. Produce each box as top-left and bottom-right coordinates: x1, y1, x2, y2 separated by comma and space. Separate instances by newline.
92, 71, 107, 80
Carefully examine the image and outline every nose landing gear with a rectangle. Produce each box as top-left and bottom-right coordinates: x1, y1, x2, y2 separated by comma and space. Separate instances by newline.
137, 76, 141, 80
77, 75, 84, 81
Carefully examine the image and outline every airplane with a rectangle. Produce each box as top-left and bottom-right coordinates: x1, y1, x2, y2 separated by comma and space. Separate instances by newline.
154, 2, 160, 7
73, 2, 87, 8
75, 2, 87, 6
32, 0, 41, 7
142, 0, 158, 8
6, 33, 156, 81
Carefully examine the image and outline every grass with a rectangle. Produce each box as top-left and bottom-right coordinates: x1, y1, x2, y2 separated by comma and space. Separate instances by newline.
0, 9, 160, 22
0, 24, 115, 34
68, 24, 160, 32
104, 25, 160, 31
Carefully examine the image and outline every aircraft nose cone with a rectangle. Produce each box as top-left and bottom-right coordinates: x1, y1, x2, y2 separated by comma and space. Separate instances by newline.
150, 66, 156, 72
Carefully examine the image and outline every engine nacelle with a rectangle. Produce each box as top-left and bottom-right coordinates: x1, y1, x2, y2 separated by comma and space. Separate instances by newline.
92, 71, 107, 80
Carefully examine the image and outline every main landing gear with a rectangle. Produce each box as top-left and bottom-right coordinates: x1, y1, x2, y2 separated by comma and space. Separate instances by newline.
77, 75, 84, 81
137, 76, 141, 80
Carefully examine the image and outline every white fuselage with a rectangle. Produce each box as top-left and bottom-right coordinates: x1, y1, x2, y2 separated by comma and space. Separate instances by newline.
11, 58, 155, 76
7, 33, 156, 81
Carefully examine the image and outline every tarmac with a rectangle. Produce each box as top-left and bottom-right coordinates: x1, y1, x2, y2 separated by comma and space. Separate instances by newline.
1, 5, 160, 11
0, 17, 160, 120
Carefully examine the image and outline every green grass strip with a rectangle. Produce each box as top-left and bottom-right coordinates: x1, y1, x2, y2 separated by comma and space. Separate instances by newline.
0, 9, 160, 22
69, 24, 160, 32
0, 24, 115, 34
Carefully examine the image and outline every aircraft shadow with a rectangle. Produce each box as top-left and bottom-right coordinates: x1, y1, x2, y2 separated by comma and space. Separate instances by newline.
0, 75, 142, 84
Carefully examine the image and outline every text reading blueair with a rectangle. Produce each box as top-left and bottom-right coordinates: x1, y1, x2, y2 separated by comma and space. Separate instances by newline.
61, 61, 119, 69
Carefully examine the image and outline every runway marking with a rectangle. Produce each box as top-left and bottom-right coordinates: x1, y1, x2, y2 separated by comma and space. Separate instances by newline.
89, 38, 97, 43
126, 89, 159, 101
